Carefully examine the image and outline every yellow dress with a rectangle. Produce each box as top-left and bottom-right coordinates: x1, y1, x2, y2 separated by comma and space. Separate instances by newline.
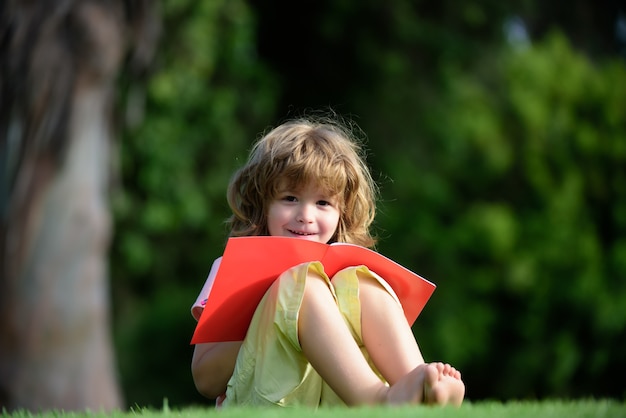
222, 261, 400, 407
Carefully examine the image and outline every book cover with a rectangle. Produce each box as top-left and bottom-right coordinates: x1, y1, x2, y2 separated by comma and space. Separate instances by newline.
191, 236, 436, 343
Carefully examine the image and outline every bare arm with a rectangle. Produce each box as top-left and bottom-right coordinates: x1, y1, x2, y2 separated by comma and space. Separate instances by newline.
191, 341, 243, 399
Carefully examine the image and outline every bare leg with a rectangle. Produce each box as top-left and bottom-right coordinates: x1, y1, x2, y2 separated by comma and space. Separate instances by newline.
358, 271, 466, 406
357, 271, 424, 383
298, 269, 464, 406
298, 271, 389, 405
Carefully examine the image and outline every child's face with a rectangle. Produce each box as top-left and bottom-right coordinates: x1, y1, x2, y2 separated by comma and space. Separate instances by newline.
267, 182, 340, 244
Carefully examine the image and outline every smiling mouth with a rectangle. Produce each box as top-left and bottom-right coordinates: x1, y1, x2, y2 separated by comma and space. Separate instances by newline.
288, 229, 315, 236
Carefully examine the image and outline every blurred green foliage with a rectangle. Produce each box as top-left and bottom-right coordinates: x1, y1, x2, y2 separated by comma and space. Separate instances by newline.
111, 0, 277, 407
110, 0, 626, 408
373, 32, 626, 400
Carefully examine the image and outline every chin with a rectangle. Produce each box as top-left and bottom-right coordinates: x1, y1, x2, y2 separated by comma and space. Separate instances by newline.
291, 234, 323, 243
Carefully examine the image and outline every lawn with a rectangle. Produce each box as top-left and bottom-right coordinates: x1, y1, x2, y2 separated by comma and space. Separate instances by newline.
3, 400, 624, 418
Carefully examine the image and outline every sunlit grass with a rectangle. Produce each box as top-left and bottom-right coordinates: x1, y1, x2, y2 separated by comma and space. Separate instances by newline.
3, 399, 624, 418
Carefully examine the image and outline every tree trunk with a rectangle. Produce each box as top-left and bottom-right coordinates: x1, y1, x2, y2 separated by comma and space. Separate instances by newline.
0, 0, 158, 411
1, 82, 123, 412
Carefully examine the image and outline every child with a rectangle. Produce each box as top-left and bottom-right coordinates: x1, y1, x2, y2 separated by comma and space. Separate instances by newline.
190, 116, 465, 407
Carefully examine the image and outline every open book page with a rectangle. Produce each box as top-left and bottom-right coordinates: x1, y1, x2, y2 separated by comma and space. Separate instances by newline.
191, 236, 436, 343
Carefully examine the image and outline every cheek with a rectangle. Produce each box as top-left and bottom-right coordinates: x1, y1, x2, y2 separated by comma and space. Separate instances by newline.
329, 211, 341, 231
327, 216, 341, 243
267, 204, 287, 231
265, 206, 276, 230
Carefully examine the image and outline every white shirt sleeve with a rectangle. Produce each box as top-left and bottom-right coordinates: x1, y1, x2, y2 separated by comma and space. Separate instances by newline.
190, 257, 223, 321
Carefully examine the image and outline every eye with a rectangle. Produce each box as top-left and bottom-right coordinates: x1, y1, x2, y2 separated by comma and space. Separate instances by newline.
317, 200, 333, 207
282, 195, 297, 202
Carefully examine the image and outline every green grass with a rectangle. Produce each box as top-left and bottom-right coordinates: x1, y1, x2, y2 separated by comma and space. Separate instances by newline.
3, 400, 625, 418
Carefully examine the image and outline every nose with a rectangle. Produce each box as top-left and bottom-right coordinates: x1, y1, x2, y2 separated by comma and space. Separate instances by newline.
297, 204, 314, 223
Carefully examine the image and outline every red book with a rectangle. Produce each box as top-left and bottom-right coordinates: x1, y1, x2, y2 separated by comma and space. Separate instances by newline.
191, 236, 436, 343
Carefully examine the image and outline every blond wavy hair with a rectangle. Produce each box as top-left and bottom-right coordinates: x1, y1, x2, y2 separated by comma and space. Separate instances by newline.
226, 117, 378, 247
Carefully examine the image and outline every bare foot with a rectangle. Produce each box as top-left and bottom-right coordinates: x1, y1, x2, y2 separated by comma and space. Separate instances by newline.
424, 362, 465, 406
383, 363, 430, 404
382, 362, 465, 406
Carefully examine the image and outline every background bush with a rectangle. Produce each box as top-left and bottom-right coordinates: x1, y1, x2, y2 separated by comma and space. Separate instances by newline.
110, 0, 626, 407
